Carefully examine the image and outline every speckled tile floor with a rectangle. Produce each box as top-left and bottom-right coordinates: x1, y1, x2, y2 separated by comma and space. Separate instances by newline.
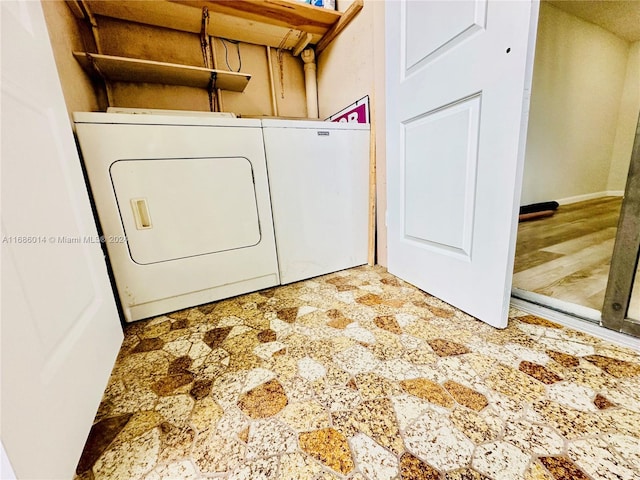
74, 266, 640, 480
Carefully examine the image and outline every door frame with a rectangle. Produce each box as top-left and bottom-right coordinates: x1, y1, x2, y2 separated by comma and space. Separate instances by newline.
512, 114, 640, 339
602, 114, 640, 336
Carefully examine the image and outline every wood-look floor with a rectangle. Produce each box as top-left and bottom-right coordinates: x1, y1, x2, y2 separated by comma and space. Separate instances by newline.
513, 196, 639, 317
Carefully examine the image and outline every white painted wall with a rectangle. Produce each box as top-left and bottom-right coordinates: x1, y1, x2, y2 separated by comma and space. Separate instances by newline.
521, 3, 630, 205
607, 41, 640, 192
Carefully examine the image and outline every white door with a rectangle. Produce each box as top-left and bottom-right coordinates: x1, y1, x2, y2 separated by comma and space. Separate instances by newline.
386, 0, 539, 328
1, 1, 123, 478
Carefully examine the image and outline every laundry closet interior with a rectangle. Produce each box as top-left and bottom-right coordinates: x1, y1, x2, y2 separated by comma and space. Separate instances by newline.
42, 0, 382, 323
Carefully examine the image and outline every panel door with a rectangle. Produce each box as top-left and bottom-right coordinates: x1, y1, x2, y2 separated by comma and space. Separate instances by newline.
386, 0, 539, 327
1, 1, 123, 477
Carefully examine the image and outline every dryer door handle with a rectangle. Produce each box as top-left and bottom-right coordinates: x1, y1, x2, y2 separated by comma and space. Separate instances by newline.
131, 198, 153, 230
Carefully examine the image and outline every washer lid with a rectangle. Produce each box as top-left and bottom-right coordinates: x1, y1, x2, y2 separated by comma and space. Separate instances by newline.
261, 118, 370, 130
73, 111, 261, 128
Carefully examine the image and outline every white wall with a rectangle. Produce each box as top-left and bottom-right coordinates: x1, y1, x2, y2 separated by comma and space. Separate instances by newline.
521, 3, 630, 205
607, 41, 640, 192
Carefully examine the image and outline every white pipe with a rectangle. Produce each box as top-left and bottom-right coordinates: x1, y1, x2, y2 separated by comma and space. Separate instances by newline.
301, 48, 319, 119
266, 46, 279, 116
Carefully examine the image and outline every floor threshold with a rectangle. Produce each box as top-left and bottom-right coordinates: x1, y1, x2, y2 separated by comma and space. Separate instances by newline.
511, 293, 639, 352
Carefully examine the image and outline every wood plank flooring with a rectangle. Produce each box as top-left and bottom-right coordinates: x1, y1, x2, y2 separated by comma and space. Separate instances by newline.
514, 196, 639, 317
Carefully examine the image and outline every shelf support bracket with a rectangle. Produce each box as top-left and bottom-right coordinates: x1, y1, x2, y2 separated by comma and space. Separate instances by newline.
201, 6, 216, 111
207, 71, 217, 112
316, 0, 363, 55
200, 6, 212, 69
293, 33, 313, 57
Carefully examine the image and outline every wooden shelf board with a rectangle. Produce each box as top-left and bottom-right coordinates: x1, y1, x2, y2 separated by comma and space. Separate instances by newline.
73, 52, 251, 92
84, 0, 356, 52
88, 1, 202, 35
211, 12, 322, 50
176, 0, 341, 35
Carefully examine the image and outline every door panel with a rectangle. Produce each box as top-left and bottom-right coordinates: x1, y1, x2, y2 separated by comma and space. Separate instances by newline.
1, 1, 123, 478
386, 0, 539, 328
2, 91, 97, 352
404, 94, 480, 256
405, 0, 487, 73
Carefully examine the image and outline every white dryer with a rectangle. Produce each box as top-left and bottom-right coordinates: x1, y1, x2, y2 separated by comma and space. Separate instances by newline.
74, 112, 279, 322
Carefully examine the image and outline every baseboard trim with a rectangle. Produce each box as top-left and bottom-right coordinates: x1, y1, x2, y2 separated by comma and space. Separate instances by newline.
605, 190, 624, 197
510, 291, 639, 351
556, 190, 624, 205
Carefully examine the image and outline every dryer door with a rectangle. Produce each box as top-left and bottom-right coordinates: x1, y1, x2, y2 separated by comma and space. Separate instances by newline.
110, 157, 261, 265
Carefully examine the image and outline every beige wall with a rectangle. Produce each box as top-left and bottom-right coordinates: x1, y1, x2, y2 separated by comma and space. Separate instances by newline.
607, 41, 640, 192
318, 0, 387, 265
317, 0, 373, 119
42, 3, 307, 118
521, 3, 630, 205
41, 1, 105, 122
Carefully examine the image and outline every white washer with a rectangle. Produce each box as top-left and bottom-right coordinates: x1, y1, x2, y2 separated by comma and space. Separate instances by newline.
74, 112, 279, 322
262, 119, 370, 284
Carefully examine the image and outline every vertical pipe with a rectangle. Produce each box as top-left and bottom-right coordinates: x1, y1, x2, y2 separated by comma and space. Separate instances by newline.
301, 48, 319, 119
266, 46, 279, 117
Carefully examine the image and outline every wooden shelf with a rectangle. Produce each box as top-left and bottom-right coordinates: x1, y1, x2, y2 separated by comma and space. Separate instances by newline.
73, 52, 251, 92
79, 0, 363, 55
